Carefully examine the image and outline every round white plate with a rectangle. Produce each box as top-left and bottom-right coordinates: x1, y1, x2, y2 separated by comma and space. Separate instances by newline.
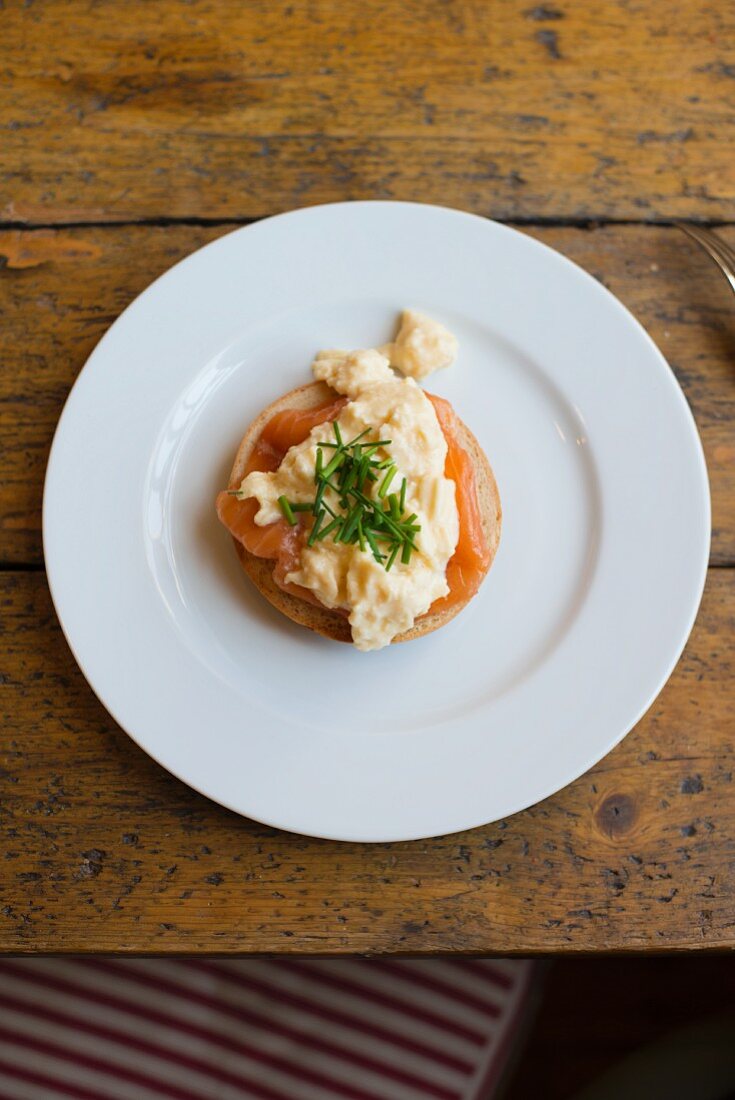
44, 202, 710, 842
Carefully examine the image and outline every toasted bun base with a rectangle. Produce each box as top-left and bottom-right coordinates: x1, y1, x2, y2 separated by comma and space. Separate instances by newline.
227, 382, 501, 644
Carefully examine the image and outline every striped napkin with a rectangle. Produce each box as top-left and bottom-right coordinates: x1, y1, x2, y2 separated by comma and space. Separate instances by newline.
0, 958, 534, 1099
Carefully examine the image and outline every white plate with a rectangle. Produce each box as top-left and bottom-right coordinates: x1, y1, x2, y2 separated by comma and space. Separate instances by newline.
44, 202, 710, 842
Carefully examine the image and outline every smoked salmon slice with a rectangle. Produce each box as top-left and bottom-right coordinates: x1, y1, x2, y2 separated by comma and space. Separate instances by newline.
216, 398, 346, 607
426, 394, 492, 613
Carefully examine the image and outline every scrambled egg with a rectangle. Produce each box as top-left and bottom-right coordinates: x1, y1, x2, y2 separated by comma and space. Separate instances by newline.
385, 309, 458, 380
238, 314, 460, 651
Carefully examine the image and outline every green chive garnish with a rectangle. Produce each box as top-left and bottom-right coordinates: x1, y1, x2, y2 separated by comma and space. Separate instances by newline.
386, 543, 400, 571
322, 451, 344, 480
316, 517, 342, 540
297, 425, 419, 568
365, 528, 384, 563
378, 464, 397, 498
278, 496, 297, 525
308, 509, 326, 545
339, 504, 362, 543
342, 466, 357, 494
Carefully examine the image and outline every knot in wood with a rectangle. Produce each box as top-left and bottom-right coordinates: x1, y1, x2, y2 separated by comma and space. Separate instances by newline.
595, 792, 637, 838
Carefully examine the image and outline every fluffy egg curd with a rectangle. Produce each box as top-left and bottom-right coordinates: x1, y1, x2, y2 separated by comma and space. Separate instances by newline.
237, 312, 459, 650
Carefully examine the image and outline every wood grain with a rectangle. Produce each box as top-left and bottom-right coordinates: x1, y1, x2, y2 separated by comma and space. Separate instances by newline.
1, 222, 733, 566
2, 0, 734, 956
2, 0, 733, 223
1, 568, 732, 954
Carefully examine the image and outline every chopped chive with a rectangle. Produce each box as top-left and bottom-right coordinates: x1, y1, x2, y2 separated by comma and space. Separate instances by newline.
308, 509, 326, 545
316, 517, 342, 540
339, 505, 362, 543
386, 543, 400, 571
321, 476, 342, 495
278, 496, 297, 526
405, 513, 418, 525
378, 464, 397, 498
365, 528, 384, 563
322, 450, 345, 480
226, 488, 243, 497
361, 441, 392, 459
375, 510, 403, 539
301, 423, 420, 568
351, 487, 372, 508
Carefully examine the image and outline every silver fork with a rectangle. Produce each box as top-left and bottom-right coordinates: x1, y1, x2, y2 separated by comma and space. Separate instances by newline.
673, 221, 735, 296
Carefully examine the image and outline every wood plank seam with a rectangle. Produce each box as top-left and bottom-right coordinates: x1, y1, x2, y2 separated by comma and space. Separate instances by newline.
1, 218, 734, 232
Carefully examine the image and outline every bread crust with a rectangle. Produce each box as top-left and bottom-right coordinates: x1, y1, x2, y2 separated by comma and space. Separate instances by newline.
227, 382, 501, 644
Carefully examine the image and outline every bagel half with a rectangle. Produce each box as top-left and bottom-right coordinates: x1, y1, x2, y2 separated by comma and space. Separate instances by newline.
226, 382, 502, 644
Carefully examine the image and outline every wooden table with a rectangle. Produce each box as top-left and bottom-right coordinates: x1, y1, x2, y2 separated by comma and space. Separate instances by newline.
2, 0, 734, 956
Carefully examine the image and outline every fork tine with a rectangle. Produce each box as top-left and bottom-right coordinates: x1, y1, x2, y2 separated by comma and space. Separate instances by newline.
674, 222, 730, 266
714, 233, 735, 273
688, 224, 735, 272
673, 221, 735, 295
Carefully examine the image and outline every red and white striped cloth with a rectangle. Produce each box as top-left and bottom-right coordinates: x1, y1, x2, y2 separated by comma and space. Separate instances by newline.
0, 958, 535, 1100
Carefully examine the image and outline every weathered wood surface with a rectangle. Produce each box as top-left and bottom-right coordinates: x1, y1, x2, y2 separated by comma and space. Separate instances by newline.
2, 0, 733, 223
1, 223, 732, 566
1, 569, 732, 954
2, 0, 734, 956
